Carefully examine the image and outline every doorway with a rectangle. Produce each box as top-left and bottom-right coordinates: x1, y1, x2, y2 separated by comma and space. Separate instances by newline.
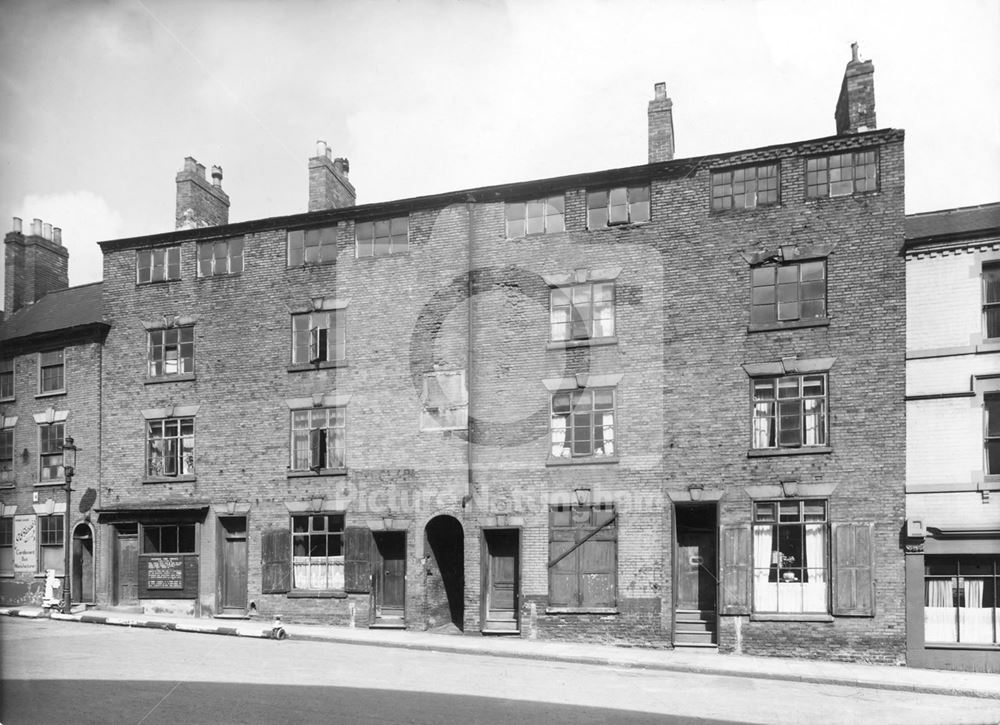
674, 504, 717, 646
114, 524, 139, 606
372, 531, 406, 627
424, 515, 465, 631
482, 528, 519, 633
72, 523, 94, 604
218, 517, 247, 613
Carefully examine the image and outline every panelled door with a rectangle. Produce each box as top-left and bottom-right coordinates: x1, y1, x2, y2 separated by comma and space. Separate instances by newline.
219, 517, 248, 611
483, 529, 519, 633
373, 532, 406, 623
115, 525, 139, 606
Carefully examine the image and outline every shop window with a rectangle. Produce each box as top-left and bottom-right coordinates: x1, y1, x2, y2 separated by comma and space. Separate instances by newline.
806, 150, 877, 198
550, 282, 615, 341
148, 327, 194, 377
506, 196, 565, 237
0, 517, 12, 575
38, 514, 63, 574
752, 374, 827, 449
39, 422, 64, 482
356, 217, 408, 257
550, 388, 615, 459
548, 503, 617, 609
288, 226, 337, 267
146, 418, 195, 478
750, 261, 826, 325
38, 350, 64, 395
197, 237, 243, 277
587, 186, 650, 228
290, 408, 345, 471
924, 556, 999, 645
137, 247, 181, 284
752, 500, 827, 613
142, 523, 196, 554
711, 164, 779, 210
291, 311, 345, 365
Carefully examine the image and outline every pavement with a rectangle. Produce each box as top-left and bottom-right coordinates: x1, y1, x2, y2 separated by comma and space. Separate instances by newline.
3, 605, 998, 701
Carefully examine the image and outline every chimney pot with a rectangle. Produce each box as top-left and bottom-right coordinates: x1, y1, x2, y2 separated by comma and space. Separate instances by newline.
32, 219, 42, 236
851, 42, 859, 63
12, 217, 21, 233
42, 222, 52, 240
308, 145, 356, 211
316, 140, 328, 158
184, 156, 198, 173
835, 43, 876, 134
211, 165, 223, 187
53, 227, 62, 244
654, 82, 667, 100
648, 81, 675, 163
196, 162, 206, 179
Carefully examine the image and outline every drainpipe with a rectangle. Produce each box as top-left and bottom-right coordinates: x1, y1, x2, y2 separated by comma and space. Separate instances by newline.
462, 195, 475, 508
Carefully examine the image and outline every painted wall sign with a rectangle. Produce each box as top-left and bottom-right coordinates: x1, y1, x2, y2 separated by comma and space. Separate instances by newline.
146, 556, 184, 589
13, 515, 37, 574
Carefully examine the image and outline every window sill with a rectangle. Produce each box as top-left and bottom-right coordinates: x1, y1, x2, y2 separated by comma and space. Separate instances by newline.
287, 361, 347, 373
925, 642, 1000, 651
145, 373, 196, 385
545, 607, 619, 615
750, 613, 833, 622
35, 390, 66, 399
546, 337, 618, 351
34, 480, 67, 487
747, 447, 832, 458
748, 318, 830, 333
287, 589, 348, 599
354, 253, 411, 261
546, 456, 620, 467
197, 273, 242, 280
590, 221, 649, 232
0, 484, 14, 490
0, 397, 14, 404
710, 203, 781, 216
286, 261, 336, 270
136, 279, 181, 287
143, 475, 197, 484
978, 340, 1000, 353
287, 468, 348, 478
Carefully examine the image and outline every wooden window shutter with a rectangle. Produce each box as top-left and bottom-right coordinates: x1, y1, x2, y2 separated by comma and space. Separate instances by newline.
344, 526, 372, 593
832, 522, 875, 616
719, 524, 751, 615
261, 528, 291, 594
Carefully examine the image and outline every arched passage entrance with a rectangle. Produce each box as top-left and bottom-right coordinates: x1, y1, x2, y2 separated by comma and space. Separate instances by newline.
424, 515, 464, 631
72, 522, 95, 604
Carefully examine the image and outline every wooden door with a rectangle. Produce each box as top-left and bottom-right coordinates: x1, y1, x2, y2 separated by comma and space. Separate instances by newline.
374, 532, 406, 620
220, 517, 248, 611
72, 526, 94, 604
484, 529, 519, 631
677, 528, 715, 610
116, 527, 138, 605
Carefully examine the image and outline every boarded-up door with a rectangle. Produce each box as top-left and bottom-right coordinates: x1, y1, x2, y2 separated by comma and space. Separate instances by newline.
219, 517, 247, 611
483, 529, 519, 632
373, 532, 406, 622
116, 526, 138, 605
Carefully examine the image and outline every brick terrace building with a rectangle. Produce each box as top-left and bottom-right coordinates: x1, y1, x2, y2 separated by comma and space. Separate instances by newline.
0, 219, 107, 605
904, 202, 1000, 672
4, 46, 906, 663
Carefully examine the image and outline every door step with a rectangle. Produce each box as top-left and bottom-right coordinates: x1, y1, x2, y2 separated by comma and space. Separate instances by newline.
674, 609, 717, 646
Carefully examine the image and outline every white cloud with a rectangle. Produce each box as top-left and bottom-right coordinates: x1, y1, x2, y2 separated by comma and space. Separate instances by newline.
0, 191, 123, 308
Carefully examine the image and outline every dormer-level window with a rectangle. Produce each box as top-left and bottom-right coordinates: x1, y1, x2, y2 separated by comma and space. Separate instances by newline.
806, 150, 877, 198
137, 247, 181, 284
356, 217, 408, 257
506, 196, 565, 237
587, 186, 650, 228
711, 164, 778, 210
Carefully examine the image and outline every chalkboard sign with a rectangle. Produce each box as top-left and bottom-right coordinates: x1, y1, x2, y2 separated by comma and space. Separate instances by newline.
146, 556, 184, 589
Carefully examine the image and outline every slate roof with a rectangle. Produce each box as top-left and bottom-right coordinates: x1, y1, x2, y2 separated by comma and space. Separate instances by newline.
906, 202, 1000, 244
0, 281, 105, 344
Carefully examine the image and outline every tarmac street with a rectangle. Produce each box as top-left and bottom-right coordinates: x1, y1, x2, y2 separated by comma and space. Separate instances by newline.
3, 617, 1000, 725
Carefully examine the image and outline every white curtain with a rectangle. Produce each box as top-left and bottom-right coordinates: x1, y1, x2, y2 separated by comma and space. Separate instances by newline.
802, 524, 826, 612
596, 413, 614, 456
593, 302, 614, 337
959, 579, 994, 644
752, 403, 773, 448
293, 557, 344, 590
753, 526, 777, 612
924, 579, 957, 643
551, 417, 568, 457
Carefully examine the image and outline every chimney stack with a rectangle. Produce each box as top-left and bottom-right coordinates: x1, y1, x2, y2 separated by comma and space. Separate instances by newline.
835, 42, 876, 134
175, 156, 230, 229
4, 216, 69, 314
648, 82, 675, 163
308, 140, 356, 211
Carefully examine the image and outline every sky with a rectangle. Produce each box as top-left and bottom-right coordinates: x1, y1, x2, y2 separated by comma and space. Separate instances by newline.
1, 0, 998, 305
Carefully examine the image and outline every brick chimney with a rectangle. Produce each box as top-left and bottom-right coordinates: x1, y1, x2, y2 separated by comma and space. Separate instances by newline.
309, 141, 356, 211
4, 216, 69, 314
648, 82, 675, 163
175, 156, 230, 229
835, 42, 876, 134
